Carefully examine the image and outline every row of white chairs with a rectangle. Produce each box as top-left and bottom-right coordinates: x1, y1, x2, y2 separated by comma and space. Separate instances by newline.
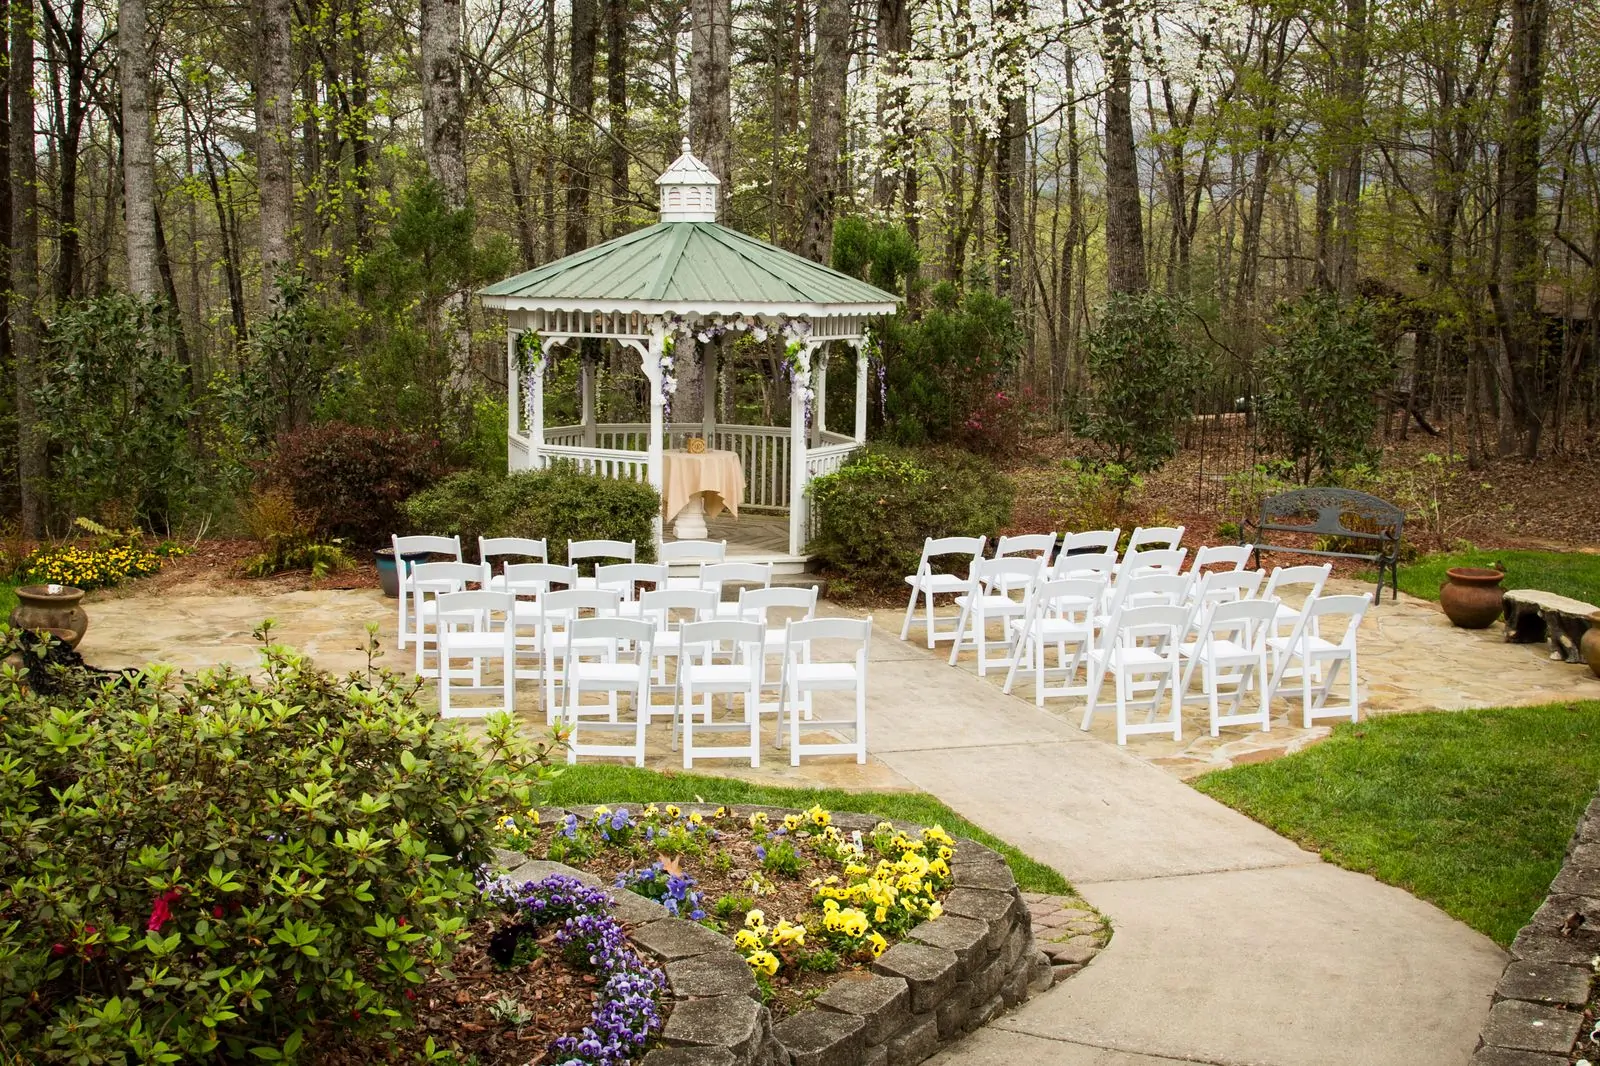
901, 533, 1371, 744
389, 535, 870, 768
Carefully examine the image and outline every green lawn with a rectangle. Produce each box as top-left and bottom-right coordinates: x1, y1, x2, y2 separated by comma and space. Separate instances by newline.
540, 764, 1073, 897
1379, 549, 1600, 605
0, 581, 16, 623
1193, 701, 1600, 945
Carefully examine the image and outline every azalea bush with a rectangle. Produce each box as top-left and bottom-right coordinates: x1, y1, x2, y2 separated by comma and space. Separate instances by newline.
0, 626, 557, 1063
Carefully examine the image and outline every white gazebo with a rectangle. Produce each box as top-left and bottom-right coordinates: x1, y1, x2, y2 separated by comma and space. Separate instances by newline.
478, 141, 900, 563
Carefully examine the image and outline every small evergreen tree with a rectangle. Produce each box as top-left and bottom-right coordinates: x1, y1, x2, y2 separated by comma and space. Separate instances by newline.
1076, 292, 1196, 473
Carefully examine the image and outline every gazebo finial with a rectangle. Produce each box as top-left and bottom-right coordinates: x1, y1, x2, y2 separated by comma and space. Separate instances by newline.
657, 139, 719, 223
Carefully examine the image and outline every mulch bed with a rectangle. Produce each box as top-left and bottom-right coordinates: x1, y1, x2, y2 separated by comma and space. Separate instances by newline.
314, 918, 599, 1066
1572, 986, 1599, 1065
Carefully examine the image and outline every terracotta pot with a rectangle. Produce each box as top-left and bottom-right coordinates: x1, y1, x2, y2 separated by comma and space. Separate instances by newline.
8, 584, 89, 648
1582, 612, 1600, 680
1438, 567, 1505, 629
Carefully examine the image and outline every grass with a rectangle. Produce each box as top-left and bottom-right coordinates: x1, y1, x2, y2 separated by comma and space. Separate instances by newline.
540, 764, 1073, 897
1376, 548, 1600, 605
1193, 701, 1600, 945
0, 580, 16, 622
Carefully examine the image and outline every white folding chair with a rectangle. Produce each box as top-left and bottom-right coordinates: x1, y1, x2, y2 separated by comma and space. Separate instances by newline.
1267, 593, 1371, 727
568, 539, 637, 587
480, 537, 549, 590
1082, 603, 1192, 745
393, 535, 462, 649
948, 556, 1045, 675
700, 561, 773, 619
640, 588, 718, 712
1118, 546, 1188, 577
596, 563, 668, 617
738, 585, 820, 715
900, 536, 986, 648
410, 560, 485, 677
1188, 543, 1252, 575
1102, 569, 1192, 621
538, 588, 623, 716
660, 540, 728, 589
1262, 563, 1333, 639
996, 533, 1058, 560
1049, 548, 1115, 582
503, 563, 578, 680
435, 590, 516, 719
1003, 577, 1105, 705
778, 617, 871, 765
561, 617, 655, 766
1189, 568, 1265, 611
1128, 525, 1186, 552
1060, 529, 1120, 556
1180, 599, 1277, 736
675, 619, 764, 768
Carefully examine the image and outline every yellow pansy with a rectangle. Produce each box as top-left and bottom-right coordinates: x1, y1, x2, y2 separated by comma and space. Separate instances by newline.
734, 929, 761, 951
746, 951, 780, 976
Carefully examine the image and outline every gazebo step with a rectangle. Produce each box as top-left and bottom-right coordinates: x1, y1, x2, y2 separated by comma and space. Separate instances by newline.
665, 556, 822, 592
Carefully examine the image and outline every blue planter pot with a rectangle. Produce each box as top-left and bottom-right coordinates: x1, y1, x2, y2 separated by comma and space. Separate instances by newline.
375, 549, 431, 598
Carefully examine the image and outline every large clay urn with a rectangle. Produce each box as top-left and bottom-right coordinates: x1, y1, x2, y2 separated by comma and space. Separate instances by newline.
1439, 567, 1505, 629
1582, 612, 1600, 680
8, 584, 89, 648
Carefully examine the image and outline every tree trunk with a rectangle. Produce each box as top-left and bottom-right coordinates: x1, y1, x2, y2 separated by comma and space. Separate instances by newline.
799, 0, 849, 263
873, 0, 908, 211
256, 0, 293, 304
13, 0, 45, 533
1102, 0, 1146, 294
689, 0, 732, 191
420, 0, 466, 207
119, 0, 159, 299
566, 0, 599, 252
606, 0, 629, 234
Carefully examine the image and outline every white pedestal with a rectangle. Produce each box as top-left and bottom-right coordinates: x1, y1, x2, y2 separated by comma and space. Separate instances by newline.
671, 493, 710, 540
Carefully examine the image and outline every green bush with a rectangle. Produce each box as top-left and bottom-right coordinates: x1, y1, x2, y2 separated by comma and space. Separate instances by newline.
0, 627, 555, 1063
403, 462, 660, 564
262, 421, 441, 547
807, 446, 1013, 591
1075, 292, 1197, 473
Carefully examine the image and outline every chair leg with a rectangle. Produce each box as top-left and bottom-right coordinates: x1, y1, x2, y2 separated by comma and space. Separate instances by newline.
1169, 666, 1182, 741
1207, 663, 1220, 737
925, 591, 937, 649
789, 683, 802, 767
856, 674, 867, 764
1082, 658, 1106, 731
1114, 669, 1128, 745
1002, 631, 1024, 695
1348, 651, 1360, 721
900, 587, 918, 641
1301, 660, 1313, 729
748, 683, 761, 769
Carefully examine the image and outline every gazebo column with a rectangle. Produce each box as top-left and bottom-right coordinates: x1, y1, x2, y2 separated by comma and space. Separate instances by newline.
528, 334, 547, 469
788, 342, 818, 557
641, 329, 667, 548
701, 341, 718, 444
810, 352, 828, 447
580, 354, 596, 447
853, 339, 869, 443
506, 329, 521, 471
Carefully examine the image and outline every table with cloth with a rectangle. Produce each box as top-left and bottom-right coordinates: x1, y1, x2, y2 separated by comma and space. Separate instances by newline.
661, 449, 745, 538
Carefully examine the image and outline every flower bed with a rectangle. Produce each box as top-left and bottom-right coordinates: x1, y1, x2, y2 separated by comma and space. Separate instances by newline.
18, 539, 184, 590
497, 802, 954, 1016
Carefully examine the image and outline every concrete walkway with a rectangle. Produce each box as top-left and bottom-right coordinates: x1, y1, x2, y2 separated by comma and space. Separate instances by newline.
857, 621, 1507, 1066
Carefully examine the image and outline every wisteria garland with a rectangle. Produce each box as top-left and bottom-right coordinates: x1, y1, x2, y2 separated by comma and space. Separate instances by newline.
483, 874, 667, 1066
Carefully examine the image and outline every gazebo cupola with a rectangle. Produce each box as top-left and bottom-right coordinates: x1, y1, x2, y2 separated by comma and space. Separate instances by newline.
478, 143, 900, 560
656, 139, 719, 222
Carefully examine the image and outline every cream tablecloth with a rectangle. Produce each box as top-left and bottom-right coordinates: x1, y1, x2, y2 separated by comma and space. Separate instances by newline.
661, 449, 744, 520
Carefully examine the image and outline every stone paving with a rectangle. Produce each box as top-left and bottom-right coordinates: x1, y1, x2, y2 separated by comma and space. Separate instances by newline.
1023, 893, 1109, 985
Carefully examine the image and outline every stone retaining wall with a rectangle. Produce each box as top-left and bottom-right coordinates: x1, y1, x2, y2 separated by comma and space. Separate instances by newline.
1471, 787, 1600, 1065
500, 804, 1058, 1066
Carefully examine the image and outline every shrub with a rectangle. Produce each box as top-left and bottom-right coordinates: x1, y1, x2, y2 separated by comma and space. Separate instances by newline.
1076, 292, 1198, 473
20, 520, 185, 591
0, 626, 556, 1063
262, 421, 441, 546
1049, 460, 1143, 532
1256, 293, 1391, 482
239, 488, 353, 578
808, 446, 1013, 590
403, 463, 660, 564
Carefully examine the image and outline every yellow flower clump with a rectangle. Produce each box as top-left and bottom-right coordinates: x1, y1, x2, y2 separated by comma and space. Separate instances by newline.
23, 541, 178, 592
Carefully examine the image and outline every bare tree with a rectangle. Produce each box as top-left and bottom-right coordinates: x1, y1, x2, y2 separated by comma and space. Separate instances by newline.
1102, 0, 1146, 293
421, 0, 467, 206
566, 0, 599, 252
799, 0, 850, 262
119, 0, 159, 298
689, 0, 731, 189
256, 0, 293, 305
13, 0, 45, 533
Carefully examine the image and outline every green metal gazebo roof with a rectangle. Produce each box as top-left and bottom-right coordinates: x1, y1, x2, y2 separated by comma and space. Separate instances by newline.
478, 221, 899, 317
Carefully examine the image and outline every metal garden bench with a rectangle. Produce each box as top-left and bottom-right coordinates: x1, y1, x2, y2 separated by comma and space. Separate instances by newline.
1242, 487, 1404, 602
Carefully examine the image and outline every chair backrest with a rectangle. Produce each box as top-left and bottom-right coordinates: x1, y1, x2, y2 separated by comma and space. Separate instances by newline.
974, 555, 1045, 585
679, 619, 764, 655
1129, 525, 1186, 551
639, 588, 718, 630
567, 615, 655, 651
1262, 563, 1333, 601
1297, 593, 1371, 649
596, 563, 668, 601
479, 537, 548, 568
392, 535, 462, 578
658, 539, 728, 564
435, 590, 516, 628
503, 562, 579, 596
1050, 550, 1115, 580
540, 588, 623, 622
700, 561, 773, 594
1106, 572, 1191, 617
567, 539, 637, 564
1193, 569, 1264, 608
913, 536, 987, 577
1062, 529, 1120, 555
410, 560, 485, 593
1120, 547, 1188, 576
1196, 598, 1278, 647
1108, 603, 1191, 655
1030, 577, 1105, 622
781, 616, 871, 661
996, 533, 1058, 559
738, 585, 819, 625
1190, 544, 1251, 573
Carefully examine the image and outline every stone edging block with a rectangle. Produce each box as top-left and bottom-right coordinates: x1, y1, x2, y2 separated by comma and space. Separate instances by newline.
513, 803, 1095, 1066
1472, 782, 1600, 1062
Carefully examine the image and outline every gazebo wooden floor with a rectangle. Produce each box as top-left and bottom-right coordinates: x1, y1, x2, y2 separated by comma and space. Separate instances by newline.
664, 511, 791, 558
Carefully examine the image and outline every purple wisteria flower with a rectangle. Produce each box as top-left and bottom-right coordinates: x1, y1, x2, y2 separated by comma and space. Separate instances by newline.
484, 874, 667, 1066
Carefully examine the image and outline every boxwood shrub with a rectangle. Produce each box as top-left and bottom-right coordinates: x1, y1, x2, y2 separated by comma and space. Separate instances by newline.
807, 445, 1013, 591
403, 462, 660, 564
0, 627, 554, 1063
